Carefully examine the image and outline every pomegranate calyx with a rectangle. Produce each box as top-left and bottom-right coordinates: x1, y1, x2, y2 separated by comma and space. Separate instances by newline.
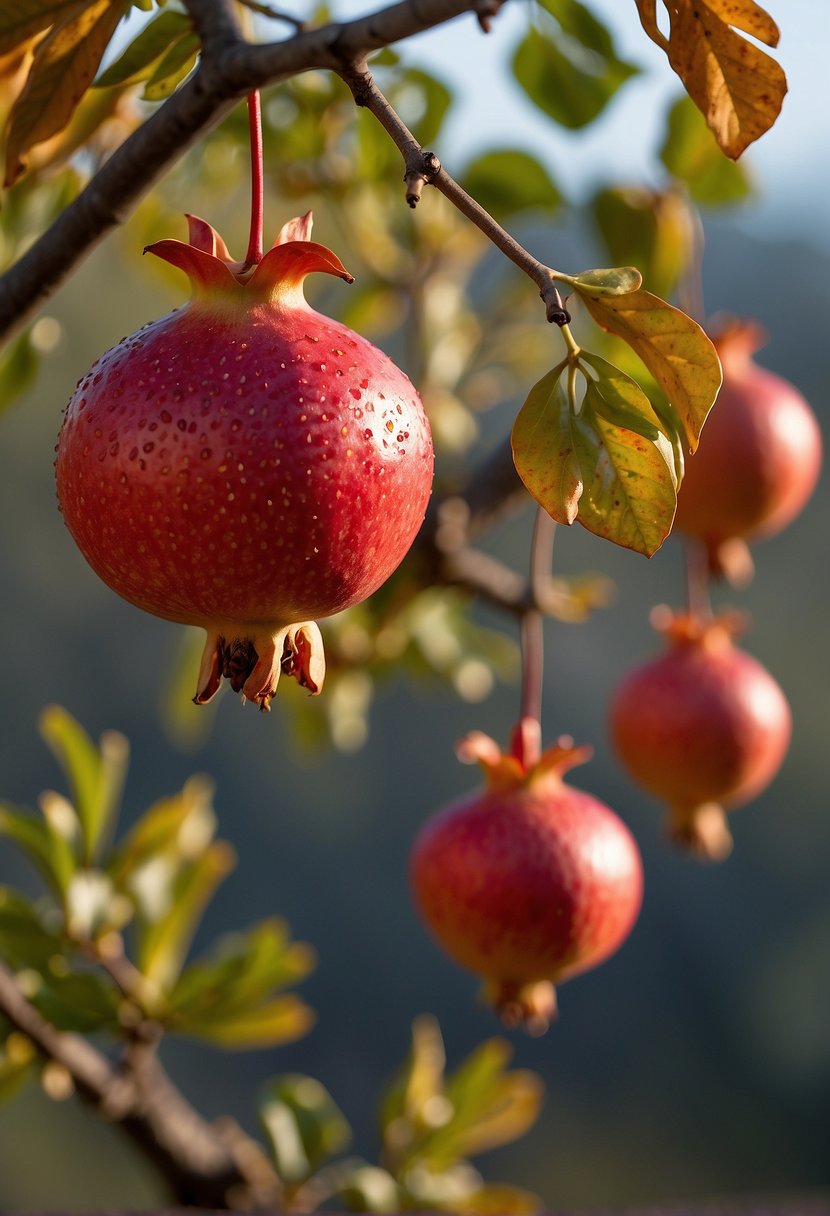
667, 802, 734, 862
144, 210, 353, 305
483, 978, 557, 1036
195, 621, 325, 711
649, 605, 748, 649
457, 723, 592, 789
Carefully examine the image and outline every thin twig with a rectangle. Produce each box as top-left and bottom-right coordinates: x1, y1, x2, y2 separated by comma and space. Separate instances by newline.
337, 62, 571, 323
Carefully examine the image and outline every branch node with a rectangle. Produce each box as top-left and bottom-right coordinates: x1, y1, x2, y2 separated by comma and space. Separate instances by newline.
541, 284, 571, 326
404, 151, 441, 207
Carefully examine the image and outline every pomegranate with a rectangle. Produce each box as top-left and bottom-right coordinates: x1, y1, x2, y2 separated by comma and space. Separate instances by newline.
609, 610, 792, 860
675, 318, 822, 571
409, 719, 643, 1032
55, 213, 434, 709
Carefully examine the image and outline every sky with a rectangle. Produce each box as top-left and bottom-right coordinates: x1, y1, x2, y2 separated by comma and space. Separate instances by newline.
393, 0, 827, 246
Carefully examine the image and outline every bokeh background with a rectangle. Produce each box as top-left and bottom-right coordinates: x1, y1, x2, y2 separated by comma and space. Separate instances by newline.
1, 0, 828, 1208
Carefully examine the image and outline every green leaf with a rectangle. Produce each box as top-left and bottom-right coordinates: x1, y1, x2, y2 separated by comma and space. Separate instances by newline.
592, 185, 694, 301
511, 361, 582, 527
136, 840, 235, 992
168, 918, 316, 1018
512, 20, 638, 130
34, 965, 121, 1033
109, 774, 215, 887
381, 1013, 447, 1143
457, 1183, 542, 1214
0, 887, 65, 970
576, 286, 722, 450
177, 994, 314, 1049
426, 1038, 543, 1165
0, 330, 39, 413
141, 29, 199, 101
461, 149, 562, 221
39, 705, 128, 864
577, 351, 665, 444
564, 266, 642, 296
570, 392, 677, 555
0, 1034, 36, 1104
537, 0, 616, 56
94, 9, 192, 86
389, 66, 452, 148
335, 1163, 401, 1212
660, 94, 753, 206
0, 803, 76, 897
259, 1074, 351, 1182
4, 0, 129, 187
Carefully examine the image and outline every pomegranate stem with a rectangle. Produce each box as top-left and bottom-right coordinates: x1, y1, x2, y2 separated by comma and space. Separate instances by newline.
684, 537, 713, 622
518, 508, 556, 764
245, 90, 264, 268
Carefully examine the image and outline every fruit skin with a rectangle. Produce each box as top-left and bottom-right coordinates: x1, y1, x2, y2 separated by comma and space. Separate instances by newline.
674, 318, 822, 571
609, 611, 792, 860
409, 721, 643, 1032
55, 213, 434, 709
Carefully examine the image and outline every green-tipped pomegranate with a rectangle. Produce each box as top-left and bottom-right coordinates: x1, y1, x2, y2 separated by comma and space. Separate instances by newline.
609, 610, 792, 860
410, 719, 643, 1032
55, 214, 434, 709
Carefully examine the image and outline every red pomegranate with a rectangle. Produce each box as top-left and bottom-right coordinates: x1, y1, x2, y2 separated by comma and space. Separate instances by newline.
409, 719, 643, 1032
675, 318, 822, 569
56, 214, 434, 709
609, 610, 792, 860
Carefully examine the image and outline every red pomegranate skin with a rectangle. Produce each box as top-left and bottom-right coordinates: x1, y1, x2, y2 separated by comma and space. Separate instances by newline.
55, 214, 433, 707
675, 319, 822, 547
410, 725, 643, 1029
609, 612, 791, 858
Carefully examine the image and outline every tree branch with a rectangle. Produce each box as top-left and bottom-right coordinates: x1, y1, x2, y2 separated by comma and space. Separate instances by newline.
337, 62, 571, 323
0, 961, 279, 1207
0, 0, 499, 347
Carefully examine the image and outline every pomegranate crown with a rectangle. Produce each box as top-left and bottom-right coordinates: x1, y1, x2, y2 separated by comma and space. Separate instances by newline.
144, 211, 354, 306
457, 717, 593, 790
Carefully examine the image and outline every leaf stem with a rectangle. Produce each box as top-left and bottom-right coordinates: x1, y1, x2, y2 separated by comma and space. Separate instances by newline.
245, 90, 265, 268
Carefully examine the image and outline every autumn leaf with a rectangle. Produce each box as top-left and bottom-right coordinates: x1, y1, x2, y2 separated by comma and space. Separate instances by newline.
4, 0, 128, 187
635, 0, 786, 158
0, 0, 84, 56
576, 287, 721, 451
511, 363, 582, 527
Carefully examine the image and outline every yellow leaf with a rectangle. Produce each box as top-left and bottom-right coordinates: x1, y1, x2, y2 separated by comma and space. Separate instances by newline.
0, 0, 82, 56
578, 287, 721, 451
4, 0, 127, 187
647, 0, 786, 158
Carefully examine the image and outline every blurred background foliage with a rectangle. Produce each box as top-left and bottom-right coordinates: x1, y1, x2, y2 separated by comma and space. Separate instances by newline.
0, 0, 828, 1208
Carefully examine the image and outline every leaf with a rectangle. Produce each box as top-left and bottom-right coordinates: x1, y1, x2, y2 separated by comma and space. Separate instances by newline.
578, 352, 665, 444
576, 287, 722, 451
428, 1038, 543, 1164
592, 185, 694, 301
511, 361, 582, 527
259, 1074, 350, 1181
0, 803, 76, 897
4, 0, 128, 187
0, 1034, 36, 1104
141, 29, 199, 101
136, 840, 235, 992
660, 94, 752, 206
177, 994, 314, 1049
392, 66, 452, 148
0, 1, 81, 56
570, 389, 677, 556
34, 966, 121, 1033
381, 1013, 447, 1142
512, 15, 638, 130
0, 330, 39, 413
39, 705, 128, 864
458, 1183, 542, 1214
565, 266, 642, 297
94, 9, 191, 86
168, 918, 316, 1018
0, 888, 65, 971
461, 149, 562, 221
637, 0, 786, 158
109, 775, 215, 887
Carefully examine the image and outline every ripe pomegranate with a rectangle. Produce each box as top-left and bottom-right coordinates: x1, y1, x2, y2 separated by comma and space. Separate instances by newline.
674, 318, 822, 572
55, 214, 433, 709
409, 719, 643, 1032
609, 610, 792, 860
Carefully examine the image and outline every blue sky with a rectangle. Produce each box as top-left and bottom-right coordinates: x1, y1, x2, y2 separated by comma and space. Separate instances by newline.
398, 0, 826, 245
